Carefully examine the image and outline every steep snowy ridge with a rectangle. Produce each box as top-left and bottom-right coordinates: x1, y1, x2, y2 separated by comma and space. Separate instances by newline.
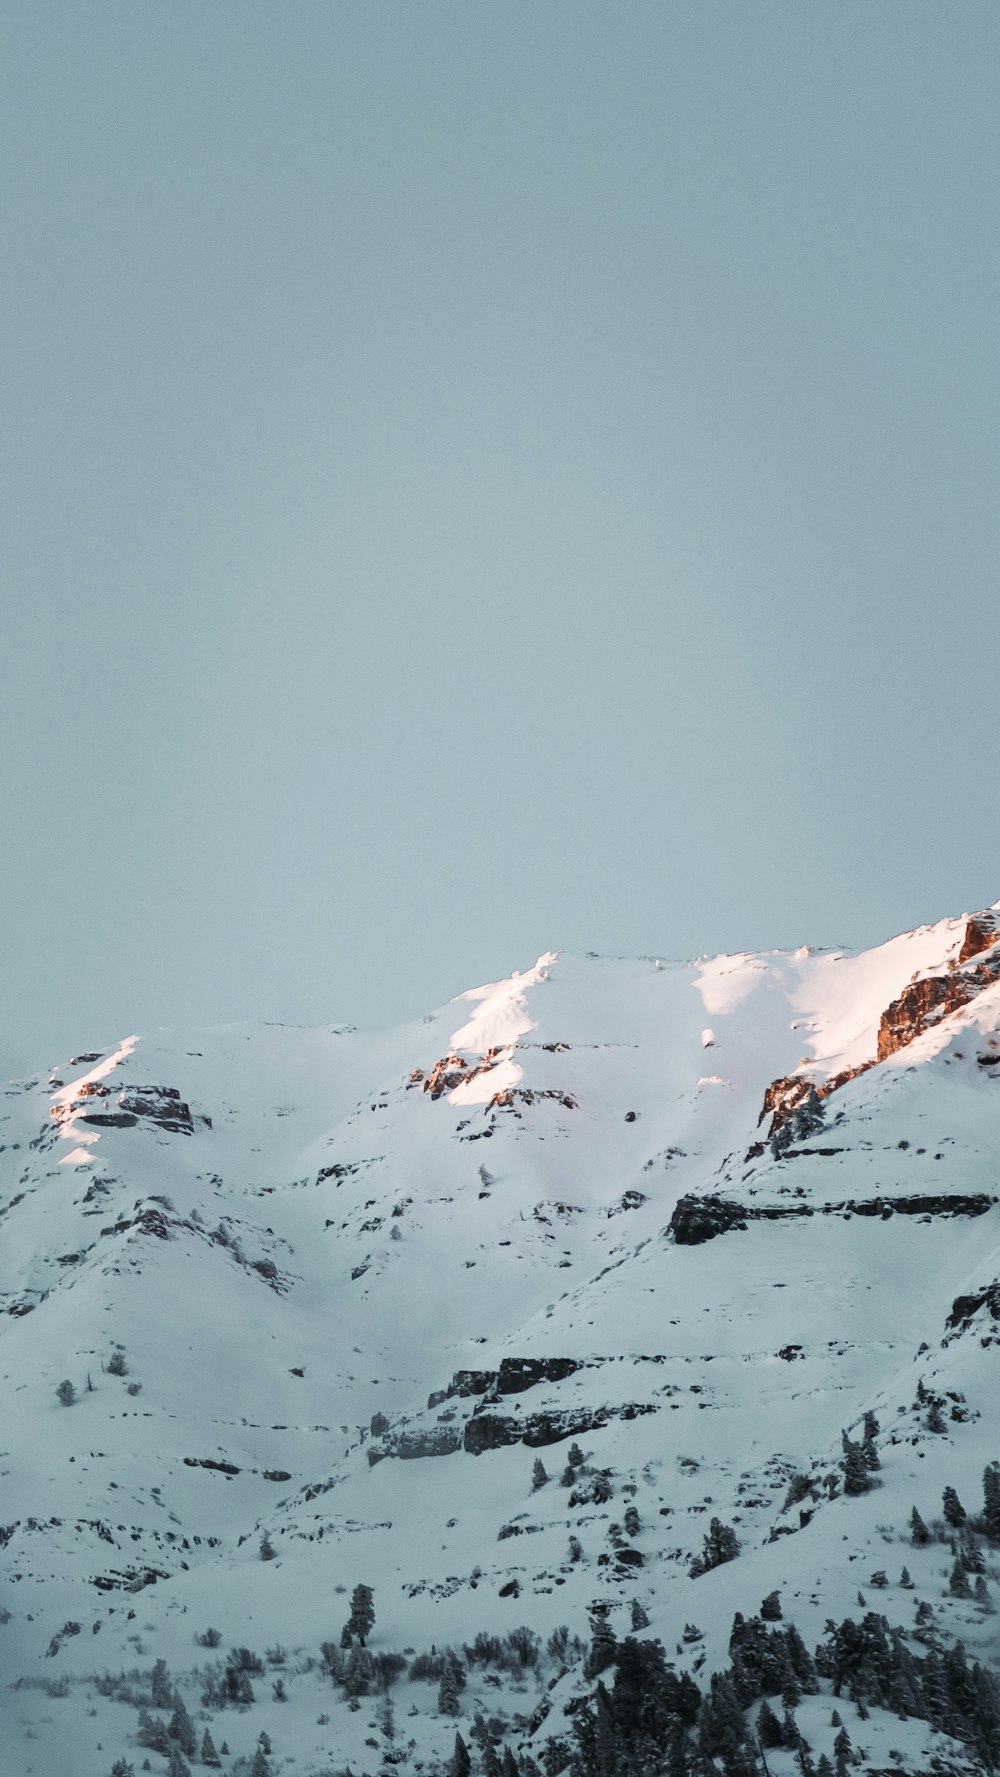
2, 906, 1000, 1777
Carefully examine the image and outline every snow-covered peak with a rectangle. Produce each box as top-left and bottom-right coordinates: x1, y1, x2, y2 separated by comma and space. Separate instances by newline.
3, 901, 1000, 1777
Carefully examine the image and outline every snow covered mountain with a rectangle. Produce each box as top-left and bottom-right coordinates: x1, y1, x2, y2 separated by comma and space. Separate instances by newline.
3, 902, 1000, 1777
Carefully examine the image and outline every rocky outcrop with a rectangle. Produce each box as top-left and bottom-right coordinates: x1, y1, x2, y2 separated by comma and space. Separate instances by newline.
496, 1357, 580, 1395
442, 1357, 580, 1403
760, 911, 1000, 1138
946, 1282, 1000, 1330
422, 1050, 506, 1100
368, 1424, 463, 1466
463, 1400, 656, 1457
958, 910, 1000, 964
876, 972, 989, 1062
668, 1191, 996, 1246
118, 1086, 194, 1133
759, 1064, 871, 1139
445, 1369, 496, 1401
668, 1195, 751, 1245
490, 1088, 577, 1112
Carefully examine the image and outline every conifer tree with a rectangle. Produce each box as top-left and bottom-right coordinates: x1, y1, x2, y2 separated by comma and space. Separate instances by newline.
949, 1558, 973, 1598
841, 1433, 870, 1496
909, 1506, 930, 1546
345, 1644, 371, 1696
166, 1747, 191, 1777
630, 1599, 649, 1630
584, 1611, 617, 1678
983, 1463, 1000, 1540
861, 1411, 880, 1470
438, 1655, 463, 1716
757, 1700, 783, 1748
567, 1443, 585, 1467
927, 1400, 947, 1433
690, 1516, 740, 1576
259, 1531, 276, 1561
761, 1590, 782, 1621
348, 1582, 375, 1645
531, 1457, 549, 1490
150, 1659, 172, 1709
200, 1729, 221, 1769
451, 1732, 472, 1777
56, 1379, 76, 1407
943, 1486, 967, 1527
168, 1695, 196, 1758
833, 1726, 853, 1777
248, 1751, 270, 1777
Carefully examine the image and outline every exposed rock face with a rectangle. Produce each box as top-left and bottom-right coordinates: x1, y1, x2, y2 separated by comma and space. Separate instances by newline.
761, 912, 1000, 1136
118, 1086, 194, 1133
442, 1357, 580, 1402
368, 1424, 463, 1466
877, 973, 986, 1062
946, 1282, 1000, 1329
445, 1369, 496, 1400
668, 1191, 996, 1246
496, 1356, 580, 1395
422, 1050, 505, 1099
759, 1064, 870, 1138
668, 1195, 750, 1245
958, 910, 1000, 964
489, 1088, 577, 1111
463, 1400, 656, 1456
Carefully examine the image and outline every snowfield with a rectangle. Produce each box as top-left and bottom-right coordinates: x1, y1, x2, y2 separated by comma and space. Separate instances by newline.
2, 903, 1000, 1777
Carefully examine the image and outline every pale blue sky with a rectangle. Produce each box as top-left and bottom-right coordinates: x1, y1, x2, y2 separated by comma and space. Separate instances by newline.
2, 3, 998, 1076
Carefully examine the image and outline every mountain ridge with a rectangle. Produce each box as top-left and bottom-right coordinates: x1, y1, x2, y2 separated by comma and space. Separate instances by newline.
3, 901, 1000, 1777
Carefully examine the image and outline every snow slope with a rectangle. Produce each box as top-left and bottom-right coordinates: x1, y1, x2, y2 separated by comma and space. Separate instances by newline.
2, 903, 1000, 1776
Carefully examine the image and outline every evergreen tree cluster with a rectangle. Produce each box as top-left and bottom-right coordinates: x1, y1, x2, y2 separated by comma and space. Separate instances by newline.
815, 1611, 1000, 1765
571, 1636, 700, 1777
689, 1517, 741, 1578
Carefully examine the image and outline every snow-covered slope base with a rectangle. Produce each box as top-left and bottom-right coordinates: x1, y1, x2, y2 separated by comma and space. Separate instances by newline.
3, 905, 1000, 1777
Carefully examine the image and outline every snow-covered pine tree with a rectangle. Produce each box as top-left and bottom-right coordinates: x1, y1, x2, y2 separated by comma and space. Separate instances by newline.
583, 1610, 617, 1678
841, 1434, 870, 1496
168, 1695, 196, 1757
200, 1729, 221, 1769
909, 1506, 931, 1545
690, 1516, 740, 1576
949, 1558, 973, 1597
943, 1486, 966, 1527
451, 1731, 472, 1777
983, 1463, 1000, 1540
438, 1655, 463, 1716
862, 1410, 880, 1470
531, 1457, 548, 1490
348, 1581, 375, 1644
150, 1659, 172, 1709
756, 1700, 783, 1748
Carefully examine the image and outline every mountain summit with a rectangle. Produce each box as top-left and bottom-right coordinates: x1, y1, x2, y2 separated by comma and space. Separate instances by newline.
3, 902, 1000, 1776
